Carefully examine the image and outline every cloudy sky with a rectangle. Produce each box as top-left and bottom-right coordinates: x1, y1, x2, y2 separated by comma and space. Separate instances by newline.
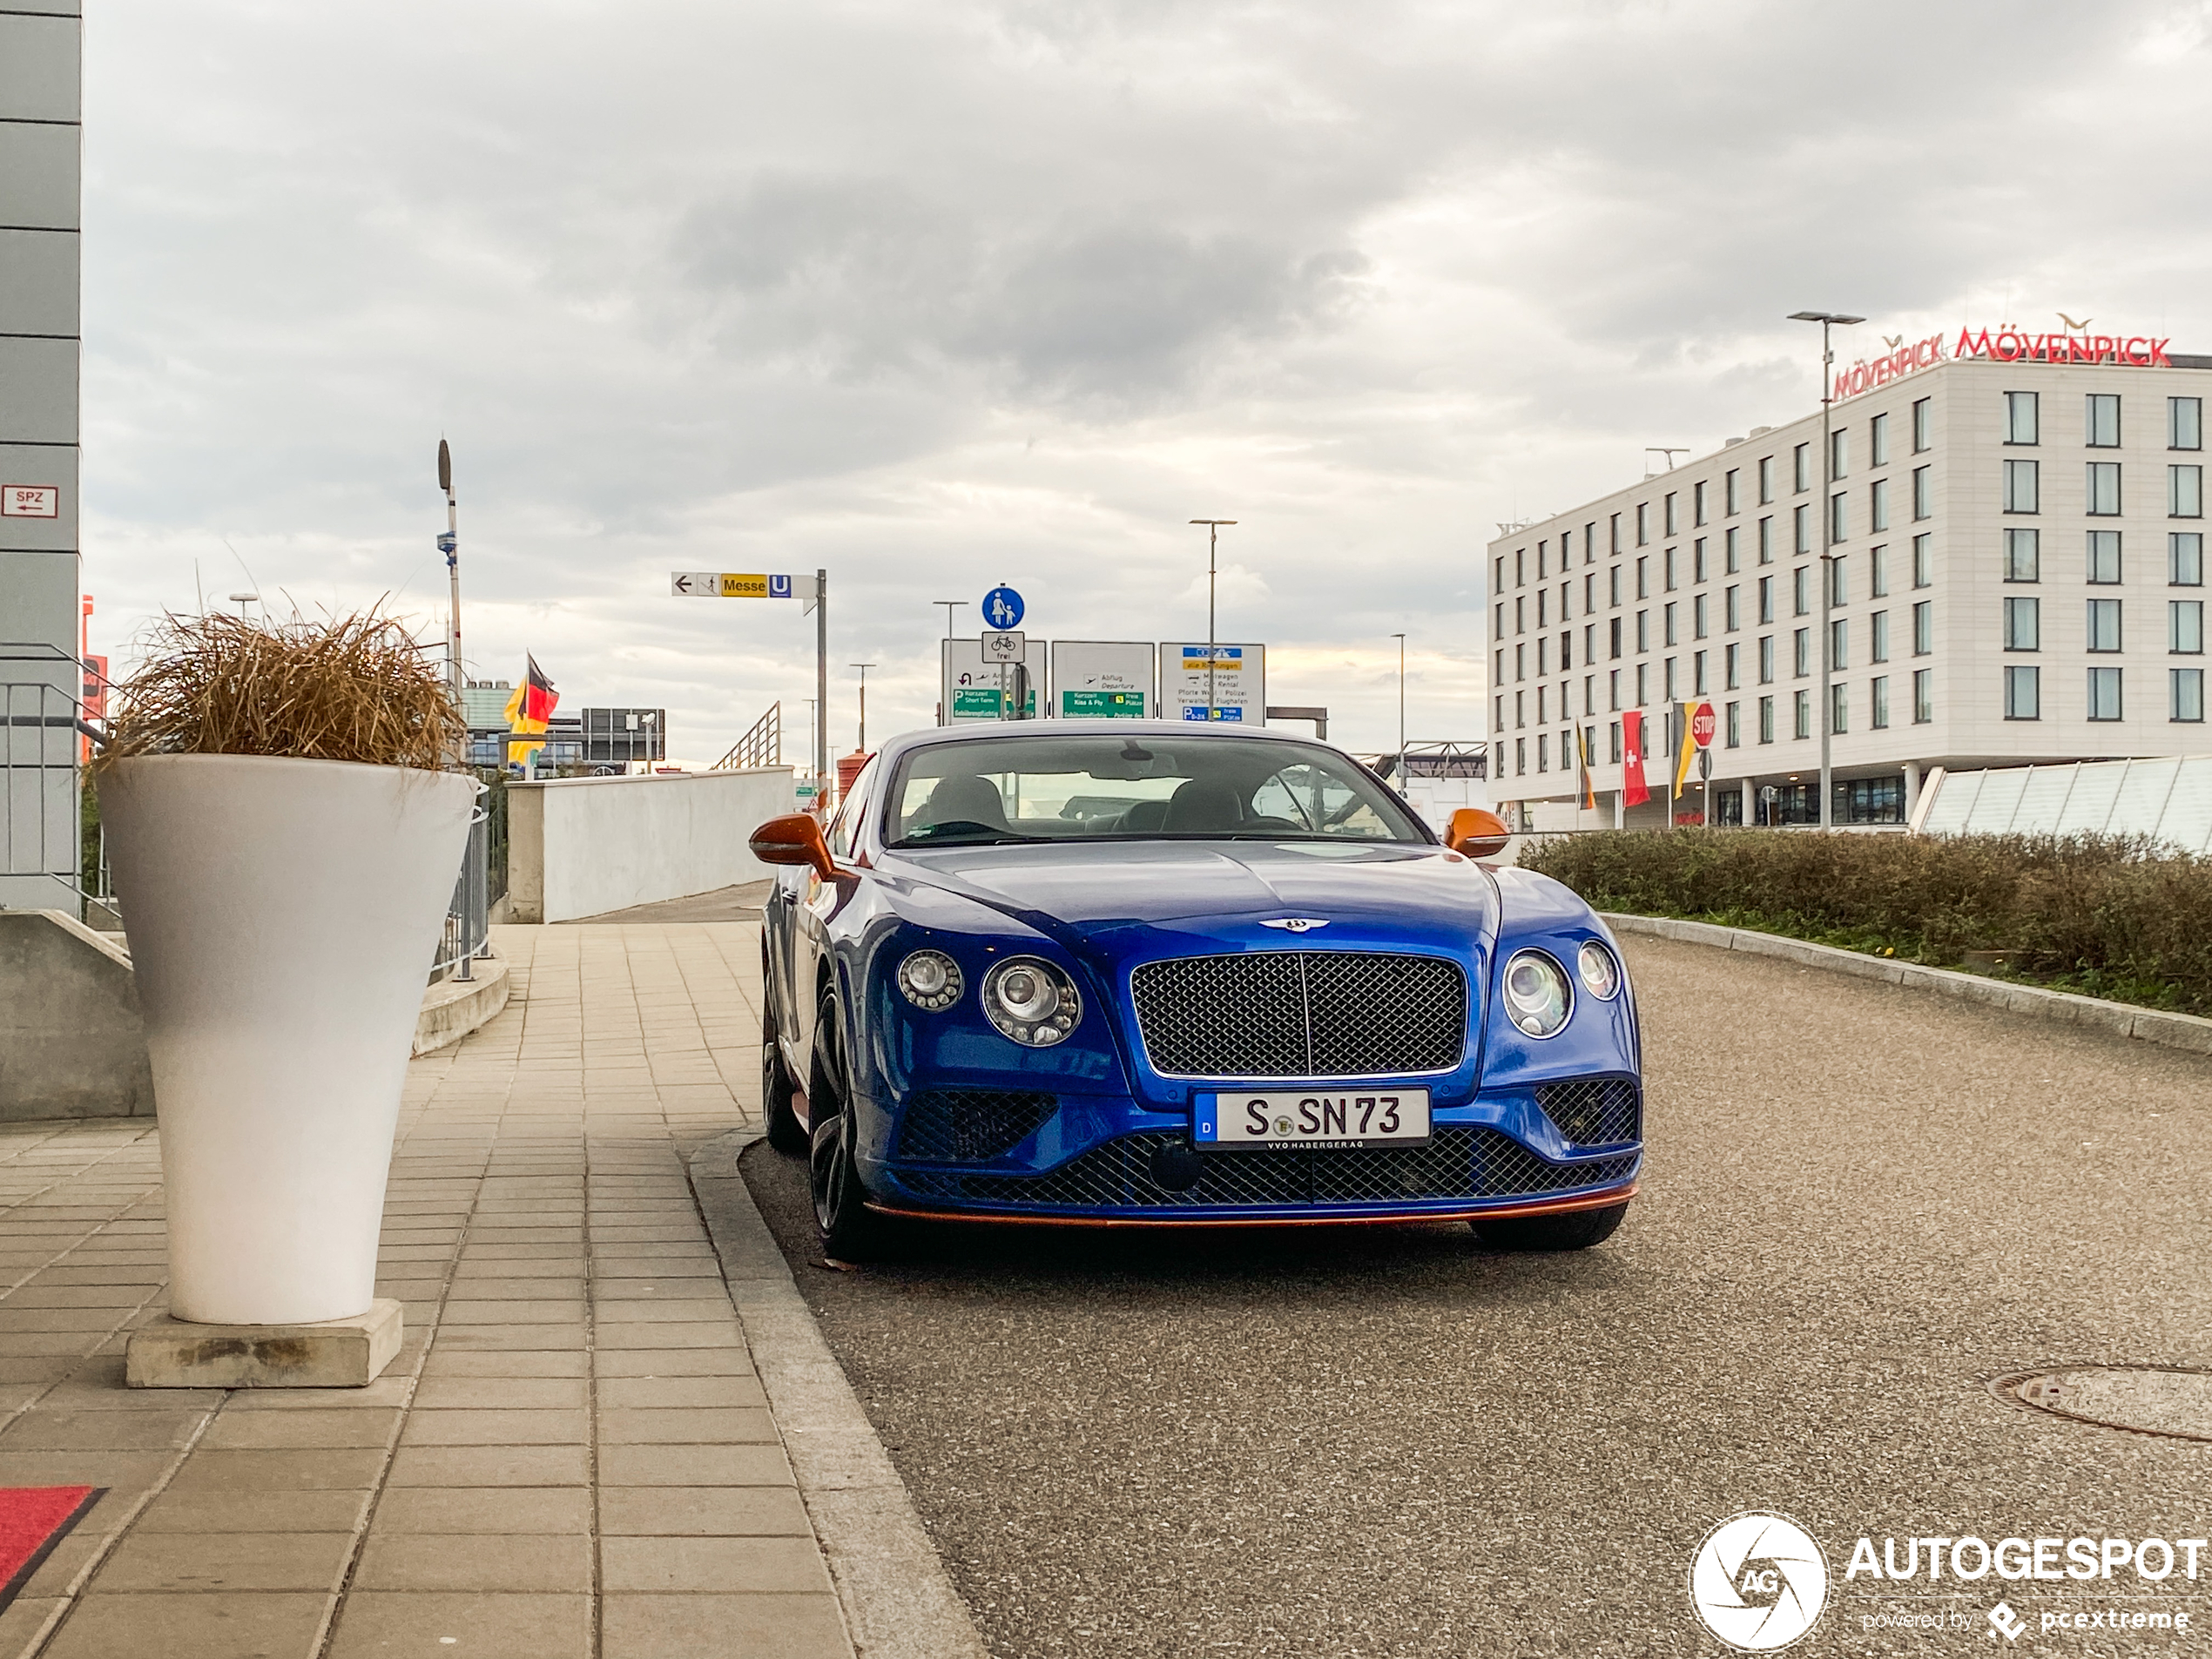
82, 0, 2212, 760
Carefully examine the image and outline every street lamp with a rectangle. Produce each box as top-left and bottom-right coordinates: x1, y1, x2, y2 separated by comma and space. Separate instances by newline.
934, 600, 966, 639
226, 591, 259, 619
850, 662, 876, 752
437, 439, 462, 698
1390, 632, 1407, 759
1190, 520, 1237, 718
1787, 310, 1865, 830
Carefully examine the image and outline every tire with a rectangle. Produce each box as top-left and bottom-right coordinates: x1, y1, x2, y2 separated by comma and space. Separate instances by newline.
1472, 1201, 1629, 1252
760, 961, 808, 1157
808, 992, 899, 1261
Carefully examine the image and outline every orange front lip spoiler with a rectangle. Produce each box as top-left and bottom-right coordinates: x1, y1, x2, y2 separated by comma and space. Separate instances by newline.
867, 1179, 1636, 1230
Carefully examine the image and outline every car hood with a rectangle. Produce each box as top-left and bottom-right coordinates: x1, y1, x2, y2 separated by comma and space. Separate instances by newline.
874, 840, 1498, 957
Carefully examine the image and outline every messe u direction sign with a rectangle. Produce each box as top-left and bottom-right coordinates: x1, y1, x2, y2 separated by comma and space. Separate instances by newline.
671, 572, 800, 599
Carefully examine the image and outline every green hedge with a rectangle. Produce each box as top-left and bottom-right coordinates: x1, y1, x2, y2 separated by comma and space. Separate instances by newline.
1519, 829, 2212, 1016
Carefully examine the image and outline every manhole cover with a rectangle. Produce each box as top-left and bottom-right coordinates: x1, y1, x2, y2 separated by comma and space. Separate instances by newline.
1995, 1366, 2212, 1443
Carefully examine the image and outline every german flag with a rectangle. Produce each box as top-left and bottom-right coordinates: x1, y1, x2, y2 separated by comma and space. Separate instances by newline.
504, 655, 557, 765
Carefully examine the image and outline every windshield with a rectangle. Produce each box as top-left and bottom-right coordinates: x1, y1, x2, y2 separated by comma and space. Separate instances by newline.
884, 733, 1427, 848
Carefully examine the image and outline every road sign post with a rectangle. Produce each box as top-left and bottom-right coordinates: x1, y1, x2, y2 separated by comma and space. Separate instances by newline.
982, 587, 1025, 720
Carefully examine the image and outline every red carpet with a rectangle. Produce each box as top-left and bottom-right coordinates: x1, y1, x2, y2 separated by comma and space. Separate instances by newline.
0, 1487, 101, 1612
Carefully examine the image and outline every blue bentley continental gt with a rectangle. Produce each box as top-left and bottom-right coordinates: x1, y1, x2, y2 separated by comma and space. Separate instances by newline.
749, 722, 1642, 1258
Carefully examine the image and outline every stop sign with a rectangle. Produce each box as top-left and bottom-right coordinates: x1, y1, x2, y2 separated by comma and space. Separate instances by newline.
1690, 703, 1717, 748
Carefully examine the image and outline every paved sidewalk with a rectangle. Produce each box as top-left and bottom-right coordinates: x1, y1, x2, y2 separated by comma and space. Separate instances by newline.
0, 922, 856, 1659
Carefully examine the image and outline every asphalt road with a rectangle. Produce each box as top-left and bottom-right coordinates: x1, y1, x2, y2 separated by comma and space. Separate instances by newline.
744, 935, 2212, 1656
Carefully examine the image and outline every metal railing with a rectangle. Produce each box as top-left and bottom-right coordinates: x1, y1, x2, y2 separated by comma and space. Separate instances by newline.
2, 644, 110, 924
716, 701, 780, 771
434, 782, 494, 982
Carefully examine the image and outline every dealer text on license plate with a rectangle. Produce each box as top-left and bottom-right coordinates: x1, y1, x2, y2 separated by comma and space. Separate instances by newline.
1193, 1089, 1431, 1150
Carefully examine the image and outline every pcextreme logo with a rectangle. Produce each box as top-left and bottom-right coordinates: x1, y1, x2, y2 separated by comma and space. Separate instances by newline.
1689, 1512, 1831, 1652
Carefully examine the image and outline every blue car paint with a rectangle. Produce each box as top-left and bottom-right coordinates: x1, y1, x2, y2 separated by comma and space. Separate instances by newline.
763, 721, 1642, 1223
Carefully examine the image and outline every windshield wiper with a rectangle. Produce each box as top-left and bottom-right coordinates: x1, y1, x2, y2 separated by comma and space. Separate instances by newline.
894, 820, 1047, 847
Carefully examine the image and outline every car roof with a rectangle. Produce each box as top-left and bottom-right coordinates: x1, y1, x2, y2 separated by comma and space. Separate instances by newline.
871, 721, 1352, 765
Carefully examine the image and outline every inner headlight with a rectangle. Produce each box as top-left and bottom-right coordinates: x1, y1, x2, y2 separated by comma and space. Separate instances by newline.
1575, 941, 1622, 1000
896, 949, 963, 1012
982, 956, 1081, 1046
1502, 949, 1572, 1038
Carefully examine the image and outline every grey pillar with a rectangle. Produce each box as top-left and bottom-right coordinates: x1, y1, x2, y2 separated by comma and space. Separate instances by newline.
1742, 775, 1755, 828
1902, 760, 1921, 822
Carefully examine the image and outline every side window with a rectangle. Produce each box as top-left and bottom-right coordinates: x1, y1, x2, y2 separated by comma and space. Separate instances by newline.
827, 760, 878, 860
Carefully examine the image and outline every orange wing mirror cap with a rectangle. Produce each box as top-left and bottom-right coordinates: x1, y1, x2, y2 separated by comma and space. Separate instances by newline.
750, 813, 841, 880
1446, 807, 1511, 860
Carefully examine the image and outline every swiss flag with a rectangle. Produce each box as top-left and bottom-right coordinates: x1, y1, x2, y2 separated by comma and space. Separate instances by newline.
1622, 710, 1650, 806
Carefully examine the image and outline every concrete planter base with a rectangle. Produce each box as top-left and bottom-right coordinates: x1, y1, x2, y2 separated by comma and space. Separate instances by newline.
125, 1298, 403, 1387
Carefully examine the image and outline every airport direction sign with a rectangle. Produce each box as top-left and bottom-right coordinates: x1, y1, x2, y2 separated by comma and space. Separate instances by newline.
982, 586, 1025, 630
670, 572, 799, 598
1163, 642, 1265, 723
1050, 640, 1154, 718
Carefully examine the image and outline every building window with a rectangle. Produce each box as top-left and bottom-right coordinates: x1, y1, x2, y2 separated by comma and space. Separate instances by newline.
2005, 390, 2040, 444
1869, 477, 1888, 533
2172, 599, 2204, 654
1665, 494, 1679, 536
1636, 502, 1649, 545
1912, 600, 1932, 655
2087, 394, 2121, 448
1609, 513, 1622, 554
2174, 396, 2204, 452
2087, 462, 2121, 516
1608, 670, 1621, 711
1829, 681, 1847, 735
1757, 635, 1774, 684
1725, 469, 1741, 516
1536, 685, 1548, 723
1663, 657, 1677, 699
1913, 533, 1932, 589
1725, 699, 1741, 746
2175, 668, 2206, 723
1635, 663, 1648, 705
1693, 594, 1709, 638
1609, 564, 1622, 605
1757, 455, 1774, 504
2087, 598, 2122, 652
1609, 718, 1622, 759
2004, 665, 2040, 720
1870, 543, 1888, 597
1725, 585, 1741, 631
1636, 610, 1649, 651
1830, 429, 1848, 481
1912, 396, 1932, 453
1663, 547, 1677, 590
1536, 541, 1548, 580
1757, 516, 1774, 564
1609, 616, 1622, 658
1870, 411, 1889, 468
1829, 491, 1846, 544
1828, 556, 1847, 608
1724, 525, 1741, 573
1636, 557, 1649, 599
1757, 576, 1775, 624
1584, 622, 1595, 663
1693, 651, 1708, 695
1792, 566, 1811, 617
1693, 537, 1708, 583
1793, 628, 1810, 678
2003, 459, 2040, 513
2004, 528, 2040, 583
1794, 443, 1811, 493
1829, 617, 1847, 671
1537, 733, 1548, 771
1514, 738, 1525, 774
1494, 649, 1505, 683
1912, 668, 1932, 724
2175, 533, 2205, 586
1871, 610, 1890, 662
2003, 596, 2040, 651
1871, 675, 1889, 728
1536, 590, 1548, 627
1514, 644, 1525, 682
1663, 603, 1677, 646
1793, 689, 1811, 739
1693, 482, 1708, 527
1912, 465, 1932, 520
2087, 666, 2124, 722
2087, 530, 2122, 584
1758, 695, 1775, 743
1793, 503, 1812, 555
1724, 641, 1741, 689
2173, 464, 2205, 519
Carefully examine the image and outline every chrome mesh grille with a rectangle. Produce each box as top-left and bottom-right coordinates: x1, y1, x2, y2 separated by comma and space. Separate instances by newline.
896, 1089, 1057, 1163
898, 1128, 1635, 1211
1130, 951, 1467, 1079
1534, 1076, 1641, 1148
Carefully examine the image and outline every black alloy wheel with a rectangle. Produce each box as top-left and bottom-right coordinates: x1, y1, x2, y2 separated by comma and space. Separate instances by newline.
807, 992, 897, 1260
1471, 1201, 1629, 1252
759, 951, 808, 1156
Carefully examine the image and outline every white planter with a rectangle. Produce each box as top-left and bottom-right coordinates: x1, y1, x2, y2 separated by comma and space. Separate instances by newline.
99, 755, 476, 1325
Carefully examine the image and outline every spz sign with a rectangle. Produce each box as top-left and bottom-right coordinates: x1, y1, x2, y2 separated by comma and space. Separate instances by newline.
2, 485, 58, 519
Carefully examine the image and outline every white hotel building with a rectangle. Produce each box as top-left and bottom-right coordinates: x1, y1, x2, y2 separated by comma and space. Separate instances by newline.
1485, 336, 2212, 826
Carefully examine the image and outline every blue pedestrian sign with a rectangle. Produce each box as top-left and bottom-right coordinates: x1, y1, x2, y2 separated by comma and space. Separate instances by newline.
982, 586, 1024, 631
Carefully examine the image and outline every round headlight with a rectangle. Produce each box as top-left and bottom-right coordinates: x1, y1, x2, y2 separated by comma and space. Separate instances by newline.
1575, 941, 1622, 1000
896, 949, 963, 1012
1502, 949, 1572, 1038
982, 957, 1081, 1047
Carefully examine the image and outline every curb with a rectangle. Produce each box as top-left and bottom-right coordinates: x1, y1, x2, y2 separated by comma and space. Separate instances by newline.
412, 948, 511, 1056
1602, 913, 2212, 1058
686, 1130, 989, 1659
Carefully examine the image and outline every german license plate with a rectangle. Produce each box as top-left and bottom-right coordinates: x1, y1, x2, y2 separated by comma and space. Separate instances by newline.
1194, 1089, 1431, 1150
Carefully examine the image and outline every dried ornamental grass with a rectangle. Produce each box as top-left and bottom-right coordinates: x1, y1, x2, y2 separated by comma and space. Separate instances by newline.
97, 610, 465, 772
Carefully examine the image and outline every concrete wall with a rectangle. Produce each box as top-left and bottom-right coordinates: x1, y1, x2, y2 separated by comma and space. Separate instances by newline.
0, 909, 152, 1119
506, 768, 793, 923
